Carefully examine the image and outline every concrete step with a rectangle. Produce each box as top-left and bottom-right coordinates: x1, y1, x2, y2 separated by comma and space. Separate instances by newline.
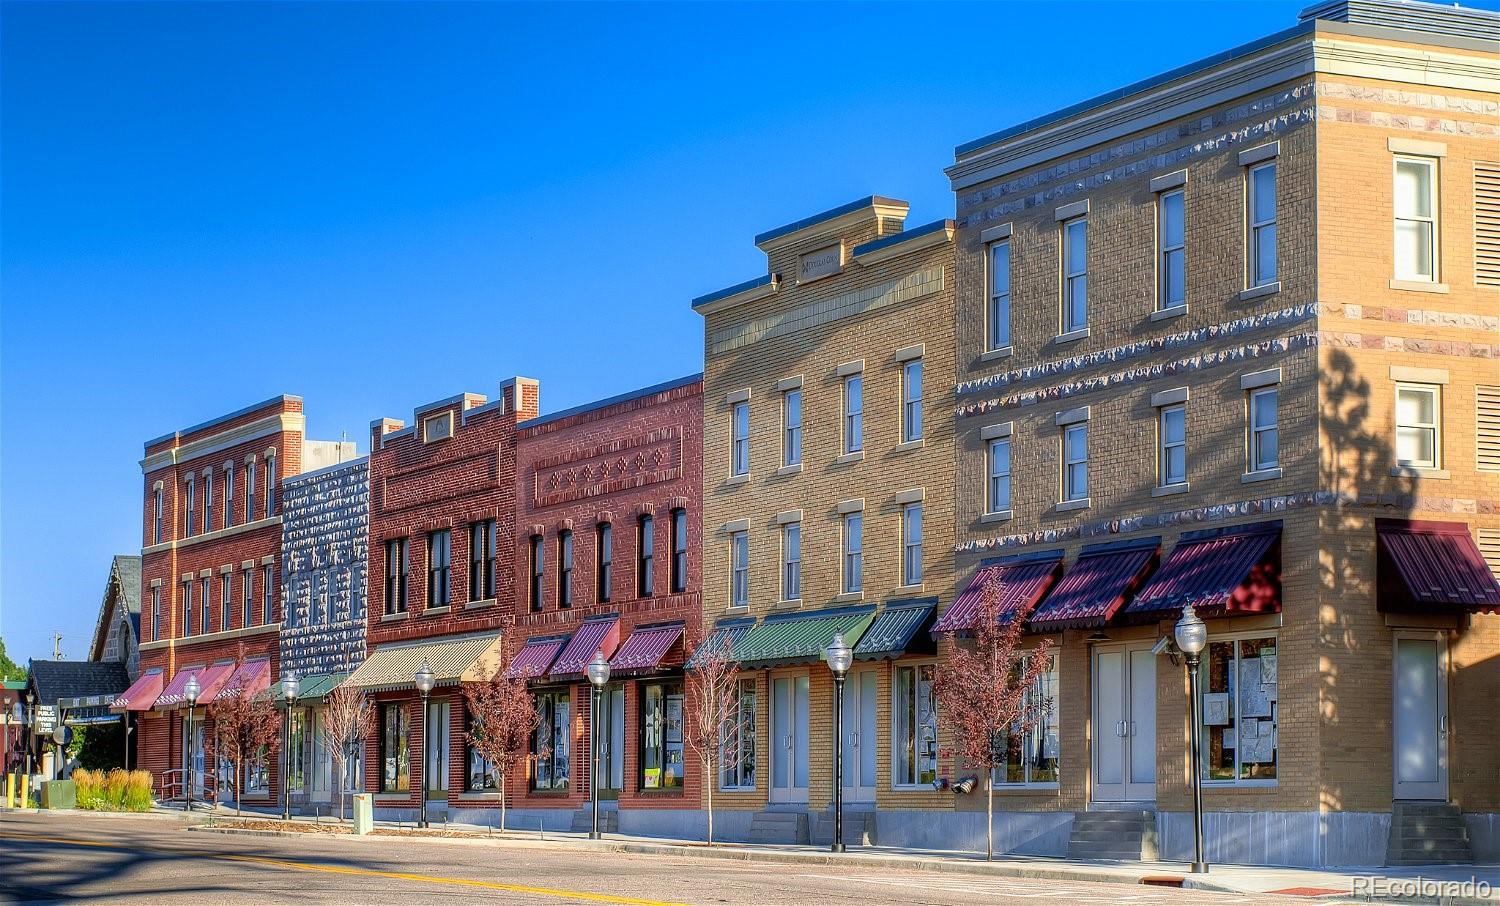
1068, 810, 1157, 861
748, 811, 808, 845
809, 810, 875, 846
569, 808, 619, 834
1386, 803, 1473, 866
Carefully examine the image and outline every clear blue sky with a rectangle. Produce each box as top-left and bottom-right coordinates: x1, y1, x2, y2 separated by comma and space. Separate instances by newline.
1, 1, 1308, 665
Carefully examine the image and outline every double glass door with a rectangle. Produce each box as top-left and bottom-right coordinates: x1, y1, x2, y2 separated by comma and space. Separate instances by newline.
425, 699, 449, 800
841, 670, 877, 802
1092, 643, 1157, 802
598, 686, 625, 799
770, 675, 809, 803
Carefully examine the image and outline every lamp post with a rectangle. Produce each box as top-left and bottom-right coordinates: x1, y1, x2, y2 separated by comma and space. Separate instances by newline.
414, 660, 435, 829
585, 650, 611, 840
1174, 604, 1209, 874
825, 632, 854, 854
24, 690, 35, 783
184, 675, 201, 811
280, 672, 300, 821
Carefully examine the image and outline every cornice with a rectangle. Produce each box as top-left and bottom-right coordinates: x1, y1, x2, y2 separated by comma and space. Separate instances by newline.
141, 413, 303, 473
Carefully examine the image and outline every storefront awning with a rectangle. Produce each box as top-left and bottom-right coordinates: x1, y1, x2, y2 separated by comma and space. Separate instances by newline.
549, 617, 622, 678
609, 624, 684, 676
506, 635, 568, 679
1377, 519, 1500, 614
344, 632, 505, 693
933, 551, 1063, 633
111, 668, 165, 712
154, 662, 236, 710
729, 606, 876, 669
854, 600, 936, 660
1122, 521, 1281, 622
1028, 538, 1160, 632
684, 617, 756, 669
203, 659, 272, 705
294, 672, 352, 701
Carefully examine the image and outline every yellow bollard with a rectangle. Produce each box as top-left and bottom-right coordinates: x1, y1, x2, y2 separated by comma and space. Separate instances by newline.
4, 772, 13, 809
19, 775, 30, 810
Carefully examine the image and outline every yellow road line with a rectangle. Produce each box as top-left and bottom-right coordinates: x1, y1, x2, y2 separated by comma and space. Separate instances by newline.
0, 832, 686, 906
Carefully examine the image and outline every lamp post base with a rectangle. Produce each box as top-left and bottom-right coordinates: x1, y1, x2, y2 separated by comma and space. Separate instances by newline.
1190, 861, 1208, 874
830, 842, 846, 854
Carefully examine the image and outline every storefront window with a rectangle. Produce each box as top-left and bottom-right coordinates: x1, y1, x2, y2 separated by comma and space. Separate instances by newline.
466, 709, 500, 792
1200, 635, 1277, 783
246, 746, 269, 793
641, 681, 685, 791
532, 690, 571, 791
995, 653, 1059, 787
287, 708, 307, 793
893, 664, 938, 787
342, 741, 364, 793
720, 679, 756, 791
381, 703, 409, 793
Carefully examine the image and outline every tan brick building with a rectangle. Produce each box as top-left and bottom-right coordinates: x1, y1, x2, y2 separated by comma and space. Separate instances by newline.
942, 0, 1498, 867
693, 197, 958, 844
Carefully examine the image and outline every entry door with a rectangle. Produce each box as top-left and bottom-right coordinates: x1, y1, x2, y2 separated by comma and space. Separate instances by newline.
841, 670, 878, 802
1394, 636, 1449, 800
425, 699, 449, 799
1092, 643, 1157, 802
770, 675, 809, 803
191, 721, 206, 796
599, 686, 625, 800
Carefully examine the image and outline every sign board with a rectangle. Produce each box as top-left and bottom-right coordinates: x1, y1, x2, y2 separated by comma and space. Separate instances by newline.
34, 705, 56, 735
798, 244, 842, 283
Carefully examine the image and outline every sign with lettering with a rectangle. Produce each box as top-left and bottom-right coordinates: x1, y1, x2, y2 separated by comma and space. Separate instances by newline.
798, 244, 842, 283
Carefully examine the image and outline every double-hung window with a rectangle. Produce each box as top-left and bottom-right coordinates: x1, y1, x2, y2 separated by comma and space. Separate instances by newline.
901, 502, 923, 586
902, 359, 923, 443
182, 581, 193, 636
781, 522, 801, 602
1249, 388, 1279, 473
151, 587, 161, 641
730, 401, 749, 477
220, 574, 231, 631
264, 452, 277, 516
638, 515, 654, 597
261, 565, 273, 623
1062, 424, 1088, 502
558, 529, 574, 608
224, 464, 234, 529
987, 239, 1011, 350
596, 523, 613, 603
200, 578, 211, 634
893, 664, 938, 787
1062, 216, 1088, 332
1248, 161, 1277, 287
843, 374, 863, 454
242, 568, 253, 627
720, 679, 756, 791
1394, 156, 1438, 282
529, 535, 544, 612
203, 471, 213, 537
730, 530, 748, 608
995, 652, 1060, 787
987, 438, 1012, 514
670, 508, 688, 594
152, 488, 163, 544
1158, 188, 1186, 310
1396, 383, 1441, 469
842, 512, 863, 594
246, 462, 257, 522
782, 389, 802, 467
385, 538, 409, 614
427, 529, 451, 607
469, 519, 496, 602
1158, 404, 1187, 487
185, 476, 196, 536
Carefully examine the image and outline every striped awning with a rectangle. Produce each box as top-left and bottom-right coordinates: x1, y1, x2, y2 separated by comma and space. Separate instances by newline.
344, 632, 505, 692
1124, 521, 1281, 621
729, 606, 876, 668
294, 672, 352, 701
854, 600, 936, 660
1378, 519, 1500, 614
203, 659, 271, 705
154, 662, 235, 710
549, 617, 622, 678
506, 636, 568, 679
1028, 538, 1160, 631
609, 624, 684, 675
684, 618, 756, 670
111, 668, 165, 712
933, 551, 1063, 633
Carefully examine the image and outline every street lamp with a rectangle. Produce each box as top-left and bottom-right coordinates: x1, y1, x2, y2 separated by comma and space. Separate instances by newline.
1174, 603, 1209, 874
585, 650, 611, 840
281, 672, 300, 821
184, 675, 201, 812
825, 632, 854, 854
24, 690, 35, 782
414, 660, 435, 829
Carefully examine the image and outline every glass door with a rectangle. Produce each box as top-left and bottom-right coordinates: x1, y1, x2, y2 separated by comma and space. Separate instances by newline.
769, 674, 809, 804
842, 669, 877, 802
599, 685, 624, 799
425, 699, 449, 800
1394, 636, 1448, 800
1091, 642, 1157, 802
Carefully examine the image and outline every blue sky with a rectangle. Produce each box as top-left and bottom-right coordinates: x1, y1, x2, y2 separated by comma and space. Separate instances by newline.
0, 0, 1307, 665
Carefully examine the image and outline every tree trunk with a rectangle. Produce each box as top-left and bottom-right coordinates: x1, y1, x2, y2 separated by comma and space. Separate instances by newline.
336, 761, 344, 822
986, 776, 994, 861
499, 774, 507, 832
236, 759, 244, 817
705, 754, 715, 846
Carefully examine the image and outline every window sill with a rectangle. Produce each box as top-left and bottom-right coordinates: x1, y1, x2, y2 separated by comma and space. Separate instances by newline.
832, 592, 865, 604
894, 583, 925, 595
891, 784, 944, 793
465, 598, 496, 611
979, 346, 1014, 363
1202, 779, 1278, 789
1391, 465, 1450, 479
774, 463, 804, 477
422, 605, 451, 617
723, 474, 749, 487
1053, 327, 1090, 345
719, 786, 756, 794
1055, 498, 1091, 513
894, 439, 925, 453
774, 599, 802, 610
1150, 305, 1188, 322
525, 790, 572, 799
979, 510, 1013, 524
1388, 279, 1448, 294
1237, 282, 1281, 302
1241, 467, 1283, 484
834, 450, 865, 465
994, 783, 1061, 793
380, 611, 409, 622
456, 792, 504, 801
1151, 482, 1190, 498
375, 794, 413, 802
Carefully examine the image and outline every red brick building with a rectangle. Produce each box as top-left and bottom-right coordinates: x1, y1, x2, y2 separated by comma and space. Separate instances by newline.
117, 395, 353, 806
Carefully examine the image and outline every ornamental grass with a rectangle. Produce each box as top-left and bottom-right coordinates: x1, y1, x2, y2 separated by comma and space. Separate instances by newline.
73, 768, 152, 812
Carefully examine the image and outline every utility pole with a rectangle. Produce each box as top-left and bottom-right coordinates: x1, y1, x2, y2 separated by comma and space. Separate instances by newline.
52, 633, 64, 661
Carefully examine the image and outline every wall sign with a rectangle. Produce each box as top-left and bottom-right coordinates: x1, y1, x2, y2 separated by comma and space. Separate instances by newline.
798, 244, 842, 283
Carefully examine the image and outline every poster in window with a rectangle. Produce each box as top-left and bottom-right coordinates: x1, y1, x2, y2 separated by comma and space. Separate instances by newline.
644, 767, 661, 789
1242, 727, 1275, 764
1202, 692, 1230, 726
665, 695, 683, 744
1260, 653, 1277, 684
1239, 659, 1272, 718
1222, 727, 1236, 749
1042, 730, 1060, 760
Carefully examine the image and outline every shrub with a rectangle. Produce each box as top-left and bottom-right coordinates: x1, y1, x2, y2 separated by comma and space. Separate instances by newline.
74, 769, 105, 810
74, 768, 152, 812
121, 769, 152, 812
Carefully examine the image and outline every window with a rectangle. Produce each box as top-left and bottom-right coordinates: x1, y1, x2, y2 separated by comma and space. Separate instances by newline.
902, 503, 923, 586
246, 462, 257, 522
1159, 403, 1187, 487
637, 515, 654, 597
200, 578, 210, 635
152, 488, 163, 544
1062, 216, 1088, 332
286, 708, 306, 794
842, 512, 863, 594
1396, 384, 1441, 469
532, 690, 570, 791
204, 471, 214, 535
151, 587, 161, 641
380, 703, 409, 793
730, 530, 749, 608
558, 529, 574, 607
224, 464, 234, 529
640, 681, 685, 790
987, 438, 1012, 514
902, 359, 923, 443
261, 565, 273, 624
245, 747, 270, 793
781, 522, 801, 602
423, 411, 454, 443
893, 664, 938, 787
988, 239, 1011, 350
1199, 635, 1278, 783
1062, 424, 1088, 502
264, 452, 277, 517
469, 520, 496, 602
720, 679, 756, 791
220, 574, 231, 632
185, 476, 196, 536
1394, 157, 1438, 281
843, 374, 864, 454
529, 535, 544, 611
182, 581, 192, 636
1249, 388, 1279, 472
730, 401, 749, 476
782, 389, 802, 467
242, 569, 253, 627
465, 709, 500, 792
995, 652, 1060, 787
385, 538, 409, 614
1158, 188, 1186, 310
670, 508, 688, 594
596, 523, 613, 603
1248, 161, 1277, 287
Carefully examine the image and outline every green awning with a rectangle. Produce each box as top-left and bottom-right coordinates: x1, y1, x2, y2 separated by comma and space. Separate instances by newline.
854, 599, 937, 661
297, 672, 351, 700
730, 606, 876, 668
685, 618, 756, 670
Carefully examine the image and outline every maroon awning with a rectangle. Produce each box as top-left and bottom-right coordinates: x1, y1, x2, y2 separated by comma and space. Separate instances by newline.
1028, 538, 1160, 631
111, 668, 165, 712
505, 636, 567, 679
609, 624, 683, 676
153, 662, 235, 710
933, 552, 1063, 632
1378, 519, 1500, 614
1123, 521, 1280, 621
549, 617, 622, 678
203, 659, 271, 704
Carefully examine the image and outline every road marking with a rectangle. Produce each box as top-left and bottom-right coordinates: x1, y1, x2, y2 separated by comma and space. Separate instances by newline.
0, 832, 686, 906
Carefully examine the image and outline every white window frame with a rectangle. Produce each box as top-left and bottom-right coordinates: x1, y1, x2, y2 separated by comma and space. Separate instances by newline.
246, 462, 257, 522
987, 239, 1011, 351
987, 438, 1012, 514
1248, 161, 1277, 288
730, 530, 749, 609
901, 502, 923, 586
842, 512, 863, 594
151, 586, 161, 641
153, 489, 163, 544
185, 475, 196, 537
891, 661, 939, 790
264, 453, 277, 516
1393, 155, 1439, 282
1395, 383, 1442, 470
1249, 387, 1279, 473
843, 374, 863, 454
782, 388, 802, 467
902, 359, 923, 443
224, 464, 234, 529
1061, 217, 1088, 333
719, 678, 757, 792
730, 401, 750, 476
220, 574, 231, 632
1158, 188, 1186, 311
200, 577, 210, 634
1062, 424, 1088, 503
1158, 403, 1187, 488
781, 522, 801, 602
182, 581, 192, 636
204, 471, 214, 534
261, 565, 273, 624
992, 650, 1061, 789
1198, 630, 1279, 787
242, 568, 253, 627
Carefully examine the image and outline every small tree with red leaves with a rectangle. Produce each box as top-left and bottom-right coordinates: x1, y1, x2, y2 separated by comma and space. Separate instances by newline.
208, 670, 282, 817
685, 637, 748, 847
319, 682, 374, 822
932, 571, 1053, 860
461, 655, 540, 832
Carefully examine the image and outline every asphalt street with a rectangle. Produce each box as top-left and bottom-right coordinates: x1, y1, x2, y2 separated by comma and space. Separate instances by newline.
0, 812, 1286, 905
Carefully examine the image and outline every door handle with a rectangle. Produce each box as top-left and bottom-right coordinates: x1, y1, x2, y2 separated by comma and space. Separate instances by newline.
1440, 715, 1448, 737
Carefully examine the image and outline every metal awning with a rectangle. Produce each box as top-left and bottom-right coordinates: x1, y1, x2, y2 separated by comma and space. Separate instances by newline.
154, 662, 235, 710
111, 668, 165, 712
344, 632, 505, 693
293, 672, 352, 701
684, 617, 756, 669
548, 617, 621, 678
1123, 521, 1281, 622
729, 606, 876, 669
854, 600, 936, 660
1377, 519, 1500, 614
1028, 538, 1160, 631
933, 550, 1063, 633
203, 659, 272, 705
609, 624, 684, 676
506, 635, 568, 679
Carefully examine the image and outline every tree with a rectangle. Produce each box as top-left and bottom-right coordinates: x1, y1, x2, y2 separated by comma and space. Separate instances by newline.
318, 682, 374, 822
461, 657, 540, 832
684, 637, 748, 847
0, 638, 24, 682
932, 571, 1053, 860
208, 671, 282, 817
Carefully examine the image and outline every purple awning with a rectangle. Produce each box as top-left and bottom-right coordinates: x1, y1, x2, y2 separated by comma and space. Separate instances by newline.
549, 617, 621, 678
153, 662, 235, 710
933, 553, 1063, 633
1028, 539, 1160, 631
609, 624, 684, 675
1123, 521, 1280, 621
506, 636, 567, 680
